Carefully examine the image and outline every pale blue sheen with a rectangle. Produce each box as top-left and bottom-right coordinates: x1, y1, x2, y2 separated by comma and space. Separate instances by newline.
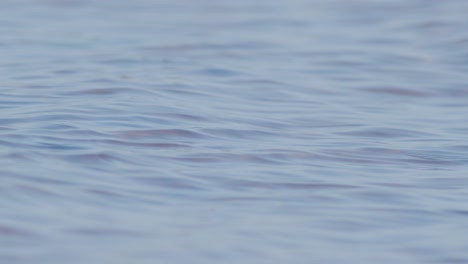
1, 0, 468, 263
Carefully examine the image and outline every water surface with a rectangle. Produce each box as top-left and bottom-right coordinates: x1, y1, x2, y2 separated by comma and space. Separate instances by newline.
1, 0, 468, 263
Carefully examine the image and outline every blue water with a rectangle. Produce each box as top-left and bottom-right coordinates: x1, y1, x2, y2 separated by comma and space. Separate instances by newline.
1, 0, 468, 263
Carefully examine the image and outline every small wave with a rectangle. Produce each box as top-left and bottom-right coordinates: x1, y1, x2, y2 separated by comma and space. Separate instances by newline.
117, 129, 208, 139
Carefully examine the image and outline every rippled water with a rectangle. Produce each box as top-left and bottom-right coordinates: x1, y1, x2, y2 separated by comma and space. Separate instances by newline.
1, 0, 468, 263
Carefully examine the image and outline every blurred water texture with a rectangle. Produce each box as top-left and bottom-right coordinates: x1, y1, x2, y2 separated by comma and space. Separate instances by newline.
1, 0, 468, 263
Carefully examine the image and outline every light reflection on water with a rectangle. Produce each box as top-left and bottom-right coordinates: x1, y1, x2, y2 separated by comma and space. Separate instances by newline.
1, 0, 468, 263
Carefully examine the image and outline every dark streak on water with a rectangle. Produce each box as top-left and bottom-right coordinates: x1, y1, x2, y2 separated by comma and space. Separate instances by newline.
1, 0, 468, 263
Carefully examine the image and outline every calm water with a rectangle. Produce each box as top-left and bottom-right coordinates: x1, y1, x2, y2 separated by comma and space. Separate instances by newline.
1, 0, 468, 263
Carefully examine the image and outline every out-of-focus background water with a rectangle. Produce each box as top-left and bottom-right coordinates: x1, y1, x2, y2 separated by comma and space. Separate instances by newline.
1, 0, 468, 263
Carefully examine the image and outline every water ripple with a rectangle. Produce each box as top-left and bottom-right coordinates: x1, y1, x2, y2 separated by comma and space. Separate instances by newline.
2, 0, 468, 263
116, 129, 208, 139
